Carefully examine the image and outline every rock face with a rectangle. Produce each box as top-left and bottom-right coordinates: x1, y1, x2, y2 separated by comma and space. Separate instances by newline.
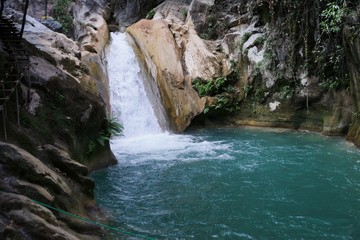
0, 1, 116, 239
127, 18, 204, 132
3, 1, 116, 168
72, 0, 111, 109
0, 143, 104, 240
125, 0, 359, 142
126, 0, 234, 132
344, 26, 360, 147
108, 0, 164, 27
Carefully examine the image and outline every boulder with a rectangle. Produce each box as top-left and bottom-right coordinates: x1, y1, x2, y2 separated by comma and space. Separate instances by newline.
0, 142, 72, 196
0, 143, 104, 239
127, 19, 204, 132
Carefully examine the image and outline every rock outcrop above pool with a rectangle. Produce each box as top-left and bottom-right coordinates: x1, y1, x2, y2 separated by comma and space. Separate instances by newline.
123, 0, 360, 145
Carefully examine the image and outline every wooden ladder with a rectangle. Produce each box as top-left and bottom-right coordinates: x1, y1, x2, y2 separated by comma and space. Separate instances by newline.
0, 16, 30, 141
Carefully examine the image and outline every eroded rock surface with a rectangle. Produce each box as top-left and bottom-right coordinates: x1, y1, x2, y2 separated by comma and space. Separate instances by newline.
126, 0, 357, 139
127, 18, 205, 132
0, 143, 104, 240
0, 1, 115, 239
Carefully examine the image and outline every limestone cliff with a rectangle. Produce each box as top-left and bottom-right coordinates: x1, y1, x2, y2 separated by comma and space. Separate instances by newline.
127, 18, 204, 132
123, 0, 360, 146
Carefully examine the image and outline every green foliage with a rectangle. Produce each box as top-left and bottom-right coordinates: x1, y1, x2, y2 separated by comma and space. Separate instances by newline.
279, 85, 293, 100
243, 84, 253, 98
319, 78, 343, 91
204, 94, 240, 114
193, 71, 240, 114
53, 0, 73, 34
320, 2, 346, 34
192, 76, 231, 97
314, 43, 349, 92
253, 36, 266, 46
146, 9, 156, 19
241, 32, 252, 45
87, 118, 123, 156
198, 6, 229, 40
315, 1, 349, 91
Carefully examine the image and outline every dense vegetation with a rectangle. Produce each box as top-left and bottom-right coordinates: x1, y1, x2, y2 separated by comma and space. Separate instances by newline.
193, 0, 359, 118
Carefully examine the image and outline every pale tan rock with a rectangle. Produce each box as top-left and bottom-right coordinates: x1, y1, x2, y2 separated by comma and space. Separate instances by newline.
72, 1, 110, 107
127, 19, 204, 132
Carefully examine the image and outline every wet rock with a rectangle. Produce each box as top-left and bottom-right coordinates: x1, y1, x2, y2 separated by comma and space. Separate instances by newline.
41, 144, 89, 177
0, 143, 72, 196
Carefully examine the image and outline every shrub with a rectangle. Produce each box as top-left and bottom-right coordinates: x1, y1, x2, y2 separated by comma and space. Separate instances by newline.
87, 118, 123, 155
53, 0, 73, 34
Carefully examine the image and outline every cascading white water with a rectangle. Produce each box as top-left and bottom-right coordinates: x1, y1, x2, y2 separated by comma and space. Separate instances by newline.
107, 32, 226, 163
108, 32, 162, 137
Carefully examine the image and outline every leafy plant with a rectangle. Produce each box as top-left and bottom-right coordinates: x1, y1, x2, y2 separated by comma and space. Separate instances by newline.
192, 76, 230, 97
279, 85, 293, 100
243, 84, 253, 98
204, 94, 240, 114
197, 6, 230, 40
320, 2, 346, 34
181, 8, 188, 19
319, 78, 342, 91
146, 9, 156, 19
87, 118, 123, 155
241, 32, 252, 45
53, 0, 73, 34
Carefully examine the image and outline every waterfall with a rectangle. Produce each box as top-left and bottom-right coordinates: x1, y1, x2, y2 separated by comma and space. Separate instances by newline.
107, 32, 162, 137
107, 32, 209, 162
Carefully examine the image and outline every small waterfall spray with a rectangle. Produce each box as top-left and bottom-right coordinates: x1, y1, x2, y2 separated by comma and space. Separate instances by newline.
107, 32, 217, 162
107, 32, 162, 137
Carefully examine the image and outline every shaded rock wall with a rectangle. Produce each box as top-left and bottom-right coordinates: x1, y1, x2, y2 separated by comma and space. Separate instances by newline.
107, 0, 165, 27
344, 25, 360, 147
0, 143, 105, 240
0, 1, 116, 239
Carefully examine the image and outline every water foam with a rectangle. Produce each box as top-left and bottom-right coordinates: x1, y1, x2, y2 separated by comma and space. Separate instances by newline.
111, 133, 231, 166
108, 32, 161, 137
107, 32, 231, 165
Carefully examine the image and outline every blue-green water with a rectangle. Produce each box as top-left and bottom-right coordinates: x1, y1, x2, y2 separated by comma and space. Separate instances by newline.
92, 128, 360, 239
